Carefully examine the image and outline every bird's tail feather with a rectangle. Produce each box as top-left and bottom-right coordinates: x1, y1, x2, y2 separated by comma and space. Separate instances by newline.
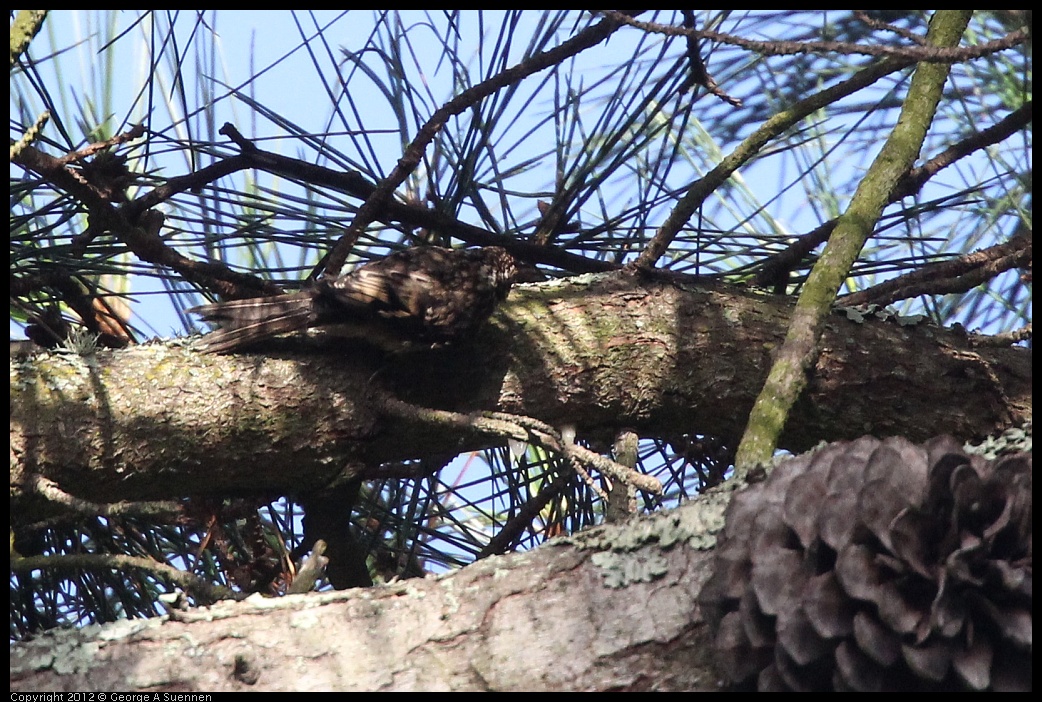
189, 292, 313, 353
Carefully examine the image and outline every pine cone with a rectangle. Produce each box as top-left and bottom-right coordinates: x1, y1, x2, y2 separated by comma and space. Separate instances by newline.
190, 246, 517, 352
699, 436, 1032, 691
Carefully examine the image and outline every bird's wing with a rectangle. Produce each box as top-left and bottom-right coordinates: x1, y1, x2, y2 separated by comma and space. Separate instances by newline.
324, 265, 435, 320
189, 292, 314, 352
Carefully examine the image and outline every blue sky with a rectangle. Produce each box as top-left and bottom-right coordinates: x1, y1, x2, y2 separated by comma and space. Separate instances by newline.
14, 11, 820, 339
13, 11, 1030, 341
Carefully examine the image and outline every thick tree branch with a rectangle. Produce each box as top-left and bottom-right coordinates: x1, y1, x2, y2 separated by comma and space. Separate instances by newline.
10, 495, 722, 692
10, 273, 1029, 514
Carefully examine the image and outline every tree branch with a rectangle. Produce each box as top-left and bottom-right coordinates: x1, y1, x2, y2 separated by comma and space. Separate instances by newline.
10, 494, 723, 691
635, 51, 916, 268
599, 10, 1028, 62
752, 101, 1033, 289
734, 10, 974, 470
11, 272, 1029, 512
326, 12, 639, 276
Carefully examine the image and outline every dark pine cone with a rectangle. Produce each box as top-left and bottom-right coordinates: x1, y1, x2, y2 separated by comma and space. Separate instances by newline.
190, 246, 518, 353
699, 435, 1032, 691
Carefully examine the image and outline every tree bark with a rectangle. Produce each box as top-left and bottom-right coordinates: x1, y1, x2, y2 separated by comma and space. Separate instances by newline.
9, 271, 1031, 691
10, 493, 730, 692
10, 271, 1030, 514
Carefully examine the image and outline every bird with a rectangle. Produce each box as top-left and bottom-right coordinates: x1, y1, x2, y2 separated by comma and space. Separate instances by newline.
189, 246, 518, 353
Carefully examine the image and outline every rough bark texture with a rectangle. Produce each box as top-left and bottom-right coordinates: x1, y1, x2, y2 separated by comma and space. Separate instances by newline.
8, 271, 1030, 691
10, 271, 1030, 516
10, 495, 730, 692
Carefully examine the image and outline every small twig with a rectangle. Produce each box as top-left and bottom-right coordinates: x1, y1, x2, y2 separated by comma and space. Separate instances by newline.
12, 141, 123, 212
598, 10, 1028, 63
324, 12, 640, 278
839, 235, 1031, 308
562, 441, 662, 495
852, 11, 931, 45
570, 460, 611, 502
10, 110, 50, 160
10, 551, 243, 605
677, 10, 742, 107
373, 391, 662, 495
605, 430, 639, 523
477, 468, 576, 558
890, 101, 1033, 200
22, 473, 184, 521
752, 102, 1032, 289
968, 324, 1031, 348
636, 52, 916, 269
54, 123, 146, 168
286, 539, 328, 595
484, 411, 662, 494
123, 123, 611, 297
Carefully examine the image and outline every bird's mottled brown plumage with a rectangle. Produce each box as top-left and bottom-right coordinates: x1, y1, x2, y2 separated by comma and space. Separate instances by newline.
189, 246, 518, 353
